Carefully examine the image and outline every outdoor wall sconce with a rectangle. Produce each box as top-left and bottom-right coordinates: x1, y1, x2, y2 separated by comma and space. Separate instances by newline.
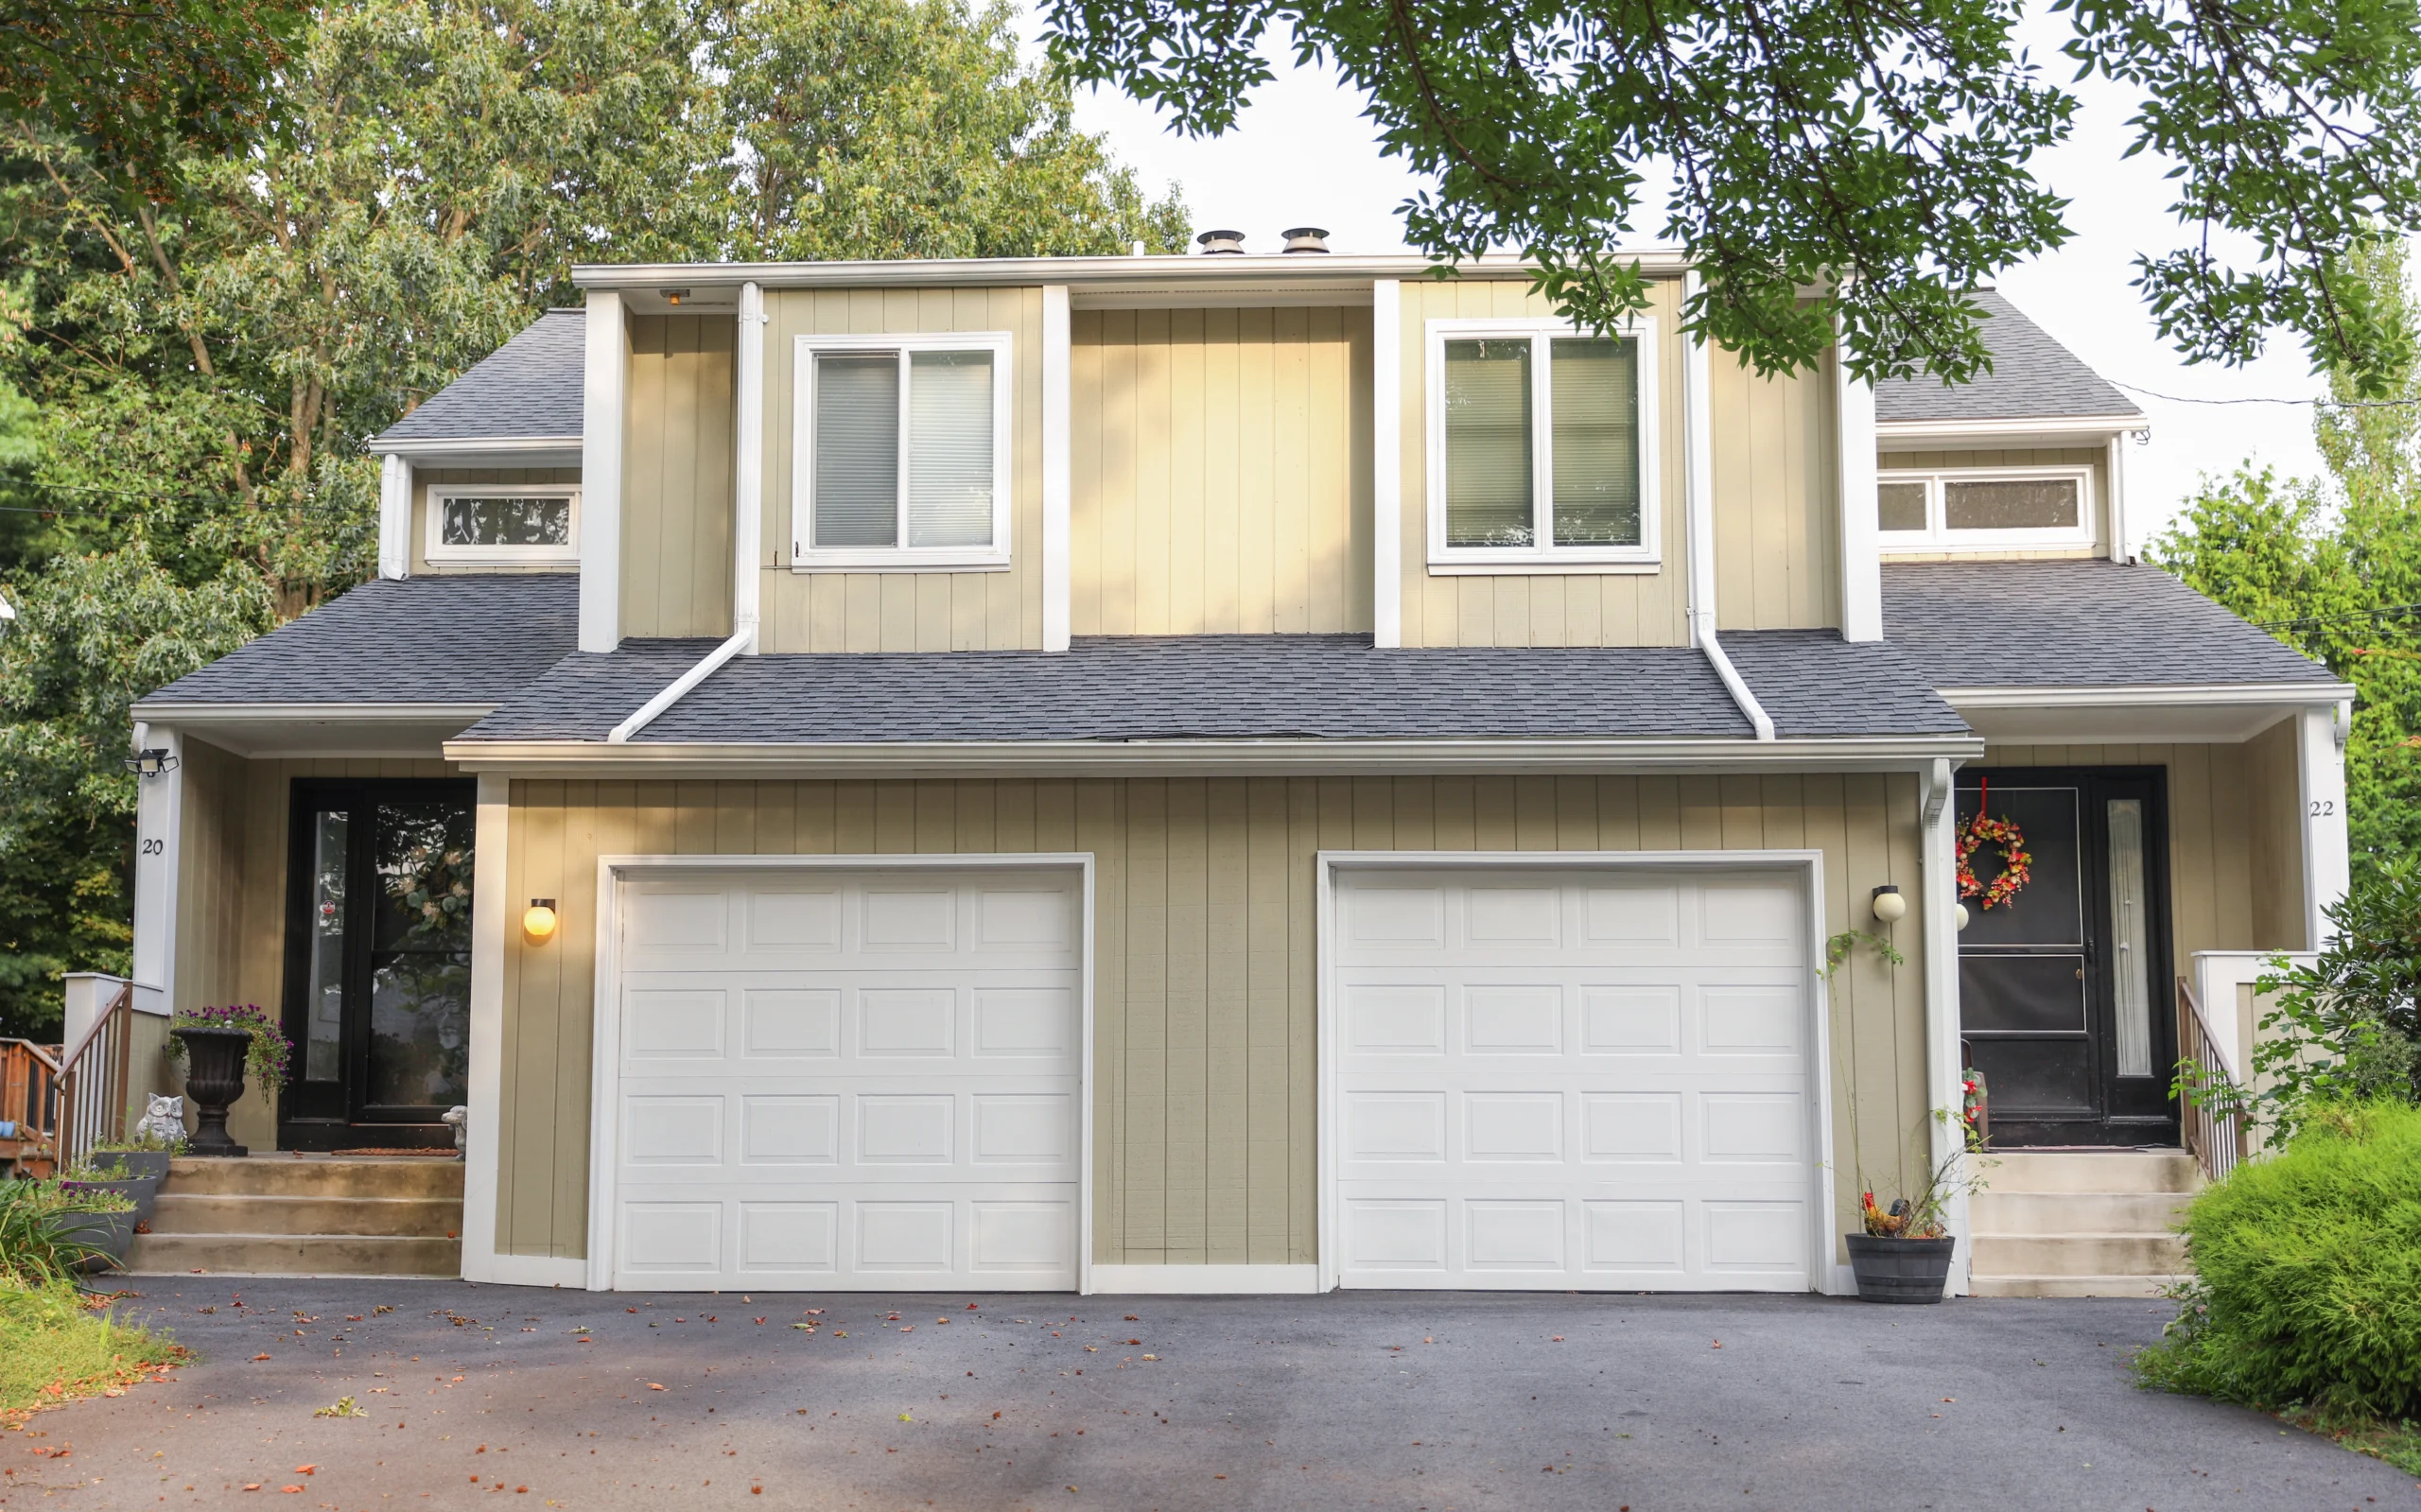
523, 899, 559, 942
1870, 884, 1907, 924
123, 748, 180, 779
1954, 903, 1972, 931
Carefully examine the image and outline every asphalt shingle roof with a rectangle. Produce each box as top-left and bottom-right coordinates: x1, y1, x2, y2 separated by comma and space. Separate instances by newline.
1873, 291, 2141, 425
456, 632, 1966, 744
138, 574, 581, 707
1881, 560, 2337, 689
374, 309, 584, 445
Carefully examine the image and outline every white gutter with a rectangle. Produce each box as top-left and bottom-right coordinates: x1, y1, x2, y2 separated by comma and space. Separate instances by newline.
608, 281, 769, 741
571, 248, 1692, 293
1681, 272, 1776, 741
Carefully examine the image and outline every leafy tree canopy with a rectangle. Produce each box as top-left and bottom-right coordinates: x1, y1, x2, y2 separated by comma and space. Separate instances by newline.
1042, 0, 2421, 394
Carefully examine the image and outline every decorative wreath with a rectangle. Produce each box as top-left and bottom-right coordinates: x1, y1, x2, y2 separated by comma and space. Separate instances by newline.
1955, 780, 2032, 911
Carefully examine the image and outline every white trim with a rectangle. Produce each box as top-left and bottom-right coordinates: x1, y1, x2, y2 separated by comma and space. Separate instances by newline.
128, 723, 183, 1013
1371, 279, 1402, 648
370, 435, 581, 460
1087, 1264, 1319, 1295
424, 483, 581, 566
1422, 315, 1663, 570
606, 631, 748, 743
1836, 346, 1882, 641
1873, 464, 2097, 553
584, 852, 1096, 1294
1940, 682, 2358, 709
1681, 287, 1775, 740
135, 701, 497, 724
733, 281, 766, 652
579, 292, 626, 653
377, 455, 411, 580
1700, 636, 1776, 742
573, 250, 1691, 293
444, 735, 1985, 777
1919, 758, 1970, 1295
1315, 849, 1839, 1295
789, 329, 1015, 572
2106, 433, 2131, 563
1875, 415, 2148, 447
1071, 288, 1377, 311
1042, 286, 1071, 652
2298, 702, 2351, 948
458, 773, 512, 1284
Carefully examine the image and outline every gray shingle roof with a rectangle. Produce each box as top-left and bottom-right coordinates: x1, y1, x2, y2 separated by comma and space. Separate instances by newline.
458, 632, 1966, 744
1881, 560, 2337, 688
1873, 291, 2141, 425
1719, 631, 1971, 736
374, 309, 583, 446
138, 574, 580, 708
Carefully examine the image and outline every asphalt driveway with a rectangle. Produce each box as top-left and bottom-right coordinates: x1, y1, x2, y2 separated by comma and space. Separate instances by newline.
8, 1281, 2413, 1511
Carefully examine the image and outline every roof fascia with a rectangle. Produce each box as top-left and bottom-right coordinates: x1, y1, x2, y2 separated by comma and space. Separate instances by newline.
367, 436, 582, 461
440, 733, 1985, 778
569, 249, 1691, 293
136, 701, 499, 723
1876, 415, 2147, 450
1940, 682, 2355, 708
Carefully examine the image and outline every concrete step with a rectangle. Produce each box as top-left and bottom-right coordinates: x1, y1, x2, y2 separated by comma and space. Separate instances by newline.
147, 1193, 461, 1239
1978, 1150, 2201, 1195
1969, 1190, 2193, 1236
1969, 1273, 2187, 1299
165, 1156, 463, 1199
123, 1232, 462, 1277
1970, 1231, 2188, 1277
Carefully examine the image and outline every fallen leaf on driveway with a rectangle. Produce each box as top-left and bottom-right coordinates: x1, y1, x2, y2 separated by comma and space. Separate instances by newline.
648, 1383, 666, 1391
1711, 1341, 1723, 1349
252, 1354, 271, 1362
1552, 1336, 1564, 1343
293, 1465, 316, 1475
278, 1486, 303, 1494
240, 1485, 261, 1492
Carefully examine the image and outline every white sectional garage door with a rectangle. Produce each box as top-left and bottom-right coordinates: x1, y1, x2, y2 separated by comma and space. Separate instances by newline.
606, 868, 1081, 1291
1332, 866, 1818, 1291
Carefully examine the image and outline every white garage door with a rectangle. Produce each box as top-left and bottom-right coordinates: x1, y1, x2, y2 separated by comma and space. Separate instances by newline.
607, 868, 1082, 1291
1332, 866, 1818, 1291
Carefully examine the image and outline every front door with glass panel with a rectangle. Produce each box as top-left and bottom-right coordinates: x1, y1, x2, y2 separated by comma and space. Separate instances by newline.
279, 780, 476, 1150
1956, 770, 2177, 1147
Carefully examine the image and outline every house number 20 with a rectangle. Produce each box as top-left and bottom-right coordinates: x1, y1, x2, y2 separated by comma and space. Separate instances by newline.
2309, 799, 2335, 817
140, 837, 164, 855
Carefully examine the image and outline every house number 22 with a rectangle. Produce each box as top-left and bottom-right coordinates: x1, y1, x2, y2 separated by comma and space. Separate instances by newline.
2309, 799, 2335, 817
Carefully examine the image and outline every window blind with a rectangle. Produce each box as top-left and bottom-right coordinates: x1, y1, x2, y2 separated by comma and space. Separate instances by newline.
1443, 339, 1535, 547
1549, 338, 1640, 546
907, 350, 994, 547
813, 354, 900, 547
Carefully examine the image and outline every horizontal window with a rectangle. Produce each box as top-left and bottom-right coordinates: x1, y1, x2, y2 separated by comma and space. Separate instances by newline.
1426, 318, 1661, 572
1875, 467, 2094, 550
792, 332, 1012, 570
424, 486, 579, 565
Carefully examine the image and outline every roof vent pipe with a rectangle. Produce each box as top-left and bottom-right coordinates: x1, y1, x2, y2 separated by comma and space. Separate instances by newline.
1195, 229, 1246, 255
1280, 227, 1331, 253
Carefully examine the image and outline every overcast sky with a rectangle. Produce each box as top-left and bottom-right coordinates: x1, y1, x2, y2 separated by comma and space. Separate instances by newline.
1053, 12, 2341, 556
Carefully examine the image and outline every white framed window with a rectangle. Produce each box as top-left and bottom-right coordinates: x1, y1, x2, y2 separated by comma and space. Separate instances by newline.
424, 484, 580, 565
1424, 316, 1660, 572
1875, 464, 2097, 551
792, 331, 1013, 571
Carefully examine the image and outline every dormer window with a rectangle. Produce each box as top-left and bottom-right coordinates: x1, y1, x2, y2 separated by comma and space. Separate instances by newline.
425, 485, 579, 565
1875, 464, 2095, 551
1424, 317, 1661, 572
792, 332, 1013, 570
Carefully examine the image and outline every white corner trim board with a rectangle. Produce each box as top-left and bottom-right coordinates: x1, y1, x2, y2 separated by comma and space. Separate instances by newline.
1371, 278, 1402, 649
732, 281, 766, 652
1042, 284, 1072, 653
1087, 1265, 1321, 1296
377, 455, 411, 580
1835, 342, 1882, 642
579, 290, 627, 653
457, 772, 514, 1285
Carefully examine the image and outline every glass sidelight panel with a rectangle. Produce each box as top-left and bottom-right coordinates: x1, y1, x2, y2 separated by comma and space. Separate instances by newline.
304, 811, 348, 1083
365, 802, 474, 1110
2109, 797, 2153, 1077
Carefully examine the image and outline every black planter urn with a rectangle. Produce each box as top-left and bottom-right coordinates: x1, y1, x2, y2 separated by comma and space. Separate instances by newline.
1845, 1234, 1956, 1303
172, 1027, 253, 1157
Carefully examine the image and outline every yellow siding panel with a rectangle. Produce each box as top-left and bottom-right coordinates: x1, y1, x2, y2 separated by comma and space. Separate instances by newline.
618, 317, 735, 636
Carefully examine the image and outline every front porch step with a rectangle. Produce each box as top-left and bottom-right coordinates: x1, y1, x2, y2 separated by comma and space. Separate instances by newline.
1978, 1149, 2201, 1194
123, 1156, 465, 1278
1968, 1273, 2187, 1299
1970, 1231, 2188, 1277
1969, 1190, 2195, 1236
124, 1232, 462, 1277
1967, 1149, 2203, 1296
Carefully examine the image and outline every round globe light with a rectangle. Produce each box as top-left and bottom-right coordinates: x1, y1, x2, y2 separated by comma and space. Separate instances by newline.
522, 899, 559, 942
1870, 884, 1907, 924
1954, 903, 1972, 931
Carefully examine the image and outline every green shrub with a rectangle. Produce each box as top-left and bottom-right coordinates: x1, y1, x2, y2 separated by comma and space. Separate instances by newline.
0, 1181, 125, 1288
2136, 1102, 2421, 1418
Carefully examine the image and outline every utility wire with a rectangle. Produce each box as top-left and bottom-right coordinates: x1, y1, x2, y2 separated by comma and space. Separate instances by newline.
2110, 378, 2421, 409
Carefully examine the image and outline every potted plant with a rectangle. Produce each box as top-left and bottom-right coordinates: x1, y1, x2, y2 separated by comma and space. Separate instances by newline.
61, 1154, 161, 1223
167, 1004, 291, 1158
96, 1121, 188, 1184
1847, 1135, 1986, 1304
41, 1181, 139, 1274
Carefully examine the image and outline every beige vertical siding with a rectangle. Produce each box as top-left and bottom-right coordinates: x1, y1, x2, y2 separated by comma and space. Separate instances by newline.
496, 773, 1931, 1266
1876, 446, 2112, 561
1709, 347, 1841, 630
1071, 307, 1373, 635
1978, 740, 2307, 971
756, 287, 1045, 652
620, 315, 736, 637
409, 467, 584, 577
172, 745, 461, 1151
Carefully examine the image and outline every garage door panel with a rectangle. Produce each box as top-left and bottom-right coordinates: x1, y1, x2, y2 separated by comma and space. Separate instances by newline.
1334, 868, 1817, 1292
612, 869, 1081, 1291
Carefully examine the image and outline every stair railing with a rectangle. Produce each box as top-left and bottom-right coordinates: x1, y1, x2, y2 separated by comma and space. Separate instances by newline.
54, 982, 135, 1172
2175, 975, 2244, 1184
1, 1037, 62, 1172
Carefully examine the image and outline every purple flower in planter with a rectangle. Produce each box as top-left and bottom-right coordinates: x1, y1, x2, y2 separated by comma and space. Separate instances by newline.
169, 1003, 293, 1093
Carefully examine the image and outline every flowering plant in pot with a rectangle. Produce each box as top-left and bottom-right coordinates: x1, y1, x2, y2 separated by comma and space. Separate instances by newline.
167, 1004, 290, 1157
1848, 1114, 1992, 1304
61, 1154, 162, 1223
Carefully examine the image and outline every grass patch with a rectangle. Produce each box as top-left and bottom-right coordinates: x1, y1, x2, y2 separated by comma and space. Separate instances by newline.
0, 1281, 186, 1418
2285, 1410, 2421, 1479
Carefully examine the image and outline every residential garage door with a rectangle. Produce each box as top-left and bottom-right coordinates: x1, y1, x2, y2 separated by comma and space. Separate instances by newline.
606, 867, 1082, 1291
1332, 866, 1818, 1291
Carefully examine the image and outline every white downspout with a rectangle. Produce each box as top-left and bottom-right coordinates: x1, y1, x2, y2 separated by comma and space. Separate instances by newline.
1920, 756, 1969, 1294
1682, 273, 1775, 741
608, 281, 766, 743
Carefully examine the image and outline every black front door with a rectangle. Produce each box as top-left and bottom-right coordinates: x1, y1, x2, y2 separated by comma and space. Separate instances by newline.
1958, 768, 2177, 1147
279, 779, 476, 1150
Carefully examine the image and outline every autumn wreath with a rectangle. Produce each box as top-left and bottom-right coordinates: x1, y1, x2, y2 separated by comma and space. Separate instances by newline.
1955, 781, 2031, 911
